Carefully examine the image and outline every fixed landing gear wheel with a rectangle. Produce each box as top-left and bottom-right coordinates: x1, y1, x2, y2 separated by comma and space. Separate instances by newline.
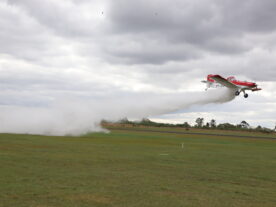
244, 93, 248, 98
235, 91, 240, 96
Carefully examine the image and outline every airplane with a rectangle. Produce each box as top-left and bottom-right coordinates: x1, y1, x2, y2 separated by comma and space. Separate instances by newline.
202, 74, 262, 98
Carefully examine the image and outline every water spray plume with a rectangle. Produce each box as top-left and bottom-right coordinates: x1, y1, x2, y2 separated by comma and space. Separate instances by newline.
0, 88, 235, 135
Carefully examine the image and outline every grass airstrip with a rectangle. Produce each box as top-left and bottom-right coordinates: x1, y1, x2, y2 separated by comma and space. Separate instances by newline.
0, 127, 275, 207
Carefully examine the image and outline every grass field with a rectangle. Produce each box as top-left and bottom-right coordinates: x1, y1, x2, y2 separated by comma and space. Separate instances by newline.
0, 127, 276, 207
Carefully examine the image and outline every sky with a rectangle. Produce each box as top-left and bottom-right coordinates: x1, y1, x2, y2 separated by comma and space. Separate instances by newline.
1, 0, 276, 133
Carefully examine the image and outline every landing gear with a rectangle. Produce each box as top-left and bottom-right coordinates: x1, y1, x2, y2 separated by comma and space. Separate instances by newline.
236, 90, 249, 98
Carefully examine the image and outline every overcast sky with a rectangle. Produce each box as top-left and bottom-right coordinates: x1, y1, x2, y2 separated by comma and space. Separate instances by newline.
1, 0, 276, 129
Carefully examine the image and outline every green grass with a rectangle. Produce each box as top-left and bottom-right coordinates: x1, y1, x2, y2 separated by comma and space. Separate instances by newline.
0, 128, 276, 207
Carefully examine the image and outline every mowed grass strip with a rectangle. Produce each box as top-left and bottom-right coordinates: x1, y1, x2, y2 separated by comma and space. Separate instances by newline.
0, 129, 275, 207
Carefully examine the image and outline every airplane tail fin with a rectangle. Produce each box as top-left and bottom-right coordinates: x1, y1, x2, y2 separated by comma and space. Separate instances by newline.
202, 77, 213, 90
202, 74, 220, 90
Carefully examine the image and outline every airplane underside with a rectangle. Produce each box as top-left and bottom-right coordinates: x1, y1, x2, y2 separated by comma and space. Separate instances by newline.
204, 82, 250, 98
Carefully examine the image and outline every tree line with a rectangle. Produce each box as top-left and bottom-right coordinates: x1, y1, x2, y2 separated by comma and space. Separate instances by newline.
102, 117, 275, 133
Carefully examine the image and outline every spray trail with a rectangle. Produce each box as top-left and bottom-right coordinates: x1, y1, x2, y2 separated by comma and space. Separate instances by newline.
0, 88, 235, 135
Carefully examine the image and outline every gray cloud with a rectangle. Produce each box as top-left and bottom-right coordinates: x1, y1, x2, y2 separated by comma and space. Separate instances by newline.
0, 0, 275, 131
101, 35, 200, 64
7, 0, 94, 37
107, 0, 276, 64
220, 0, 276, 32
0, 2, 52, 60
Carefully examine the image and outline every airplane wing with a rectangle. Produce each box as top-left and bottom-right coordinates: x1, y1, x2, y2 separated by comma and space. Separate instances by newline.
211, 75, 238, 89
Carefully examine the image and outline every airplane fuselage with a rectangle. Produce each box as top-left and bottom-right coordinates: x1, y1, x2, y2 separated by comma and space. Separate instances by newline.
203, 74, 261, 98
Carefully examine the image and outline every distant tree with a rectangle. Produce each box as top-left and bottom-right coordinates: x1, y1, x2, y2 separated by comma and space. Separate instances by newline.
240, 120, 250, 129
195, 118, 204, 128
182, 122, 191, 128
255, 125, 263, 131
205, 122, 210, 128
141, 118, 151, 123
210, 119, 216, 128
118, 117, 131, 124
101, 119, 109, 125
139, 118, 156, 126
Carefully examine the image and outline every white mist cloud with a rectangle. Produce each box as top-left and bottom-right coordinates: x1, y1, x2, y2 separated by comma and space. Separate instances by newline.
0, 88, 235, 135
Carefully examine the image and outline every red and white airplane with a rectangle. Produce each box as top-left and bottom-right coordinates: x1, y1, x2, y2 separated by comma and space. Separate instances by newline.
202, 74, 262, 98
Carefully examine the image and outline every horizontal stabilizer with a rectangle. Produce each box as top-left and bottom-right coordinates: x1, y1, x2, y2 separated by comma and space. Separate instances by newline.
252, 88, 262, 91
